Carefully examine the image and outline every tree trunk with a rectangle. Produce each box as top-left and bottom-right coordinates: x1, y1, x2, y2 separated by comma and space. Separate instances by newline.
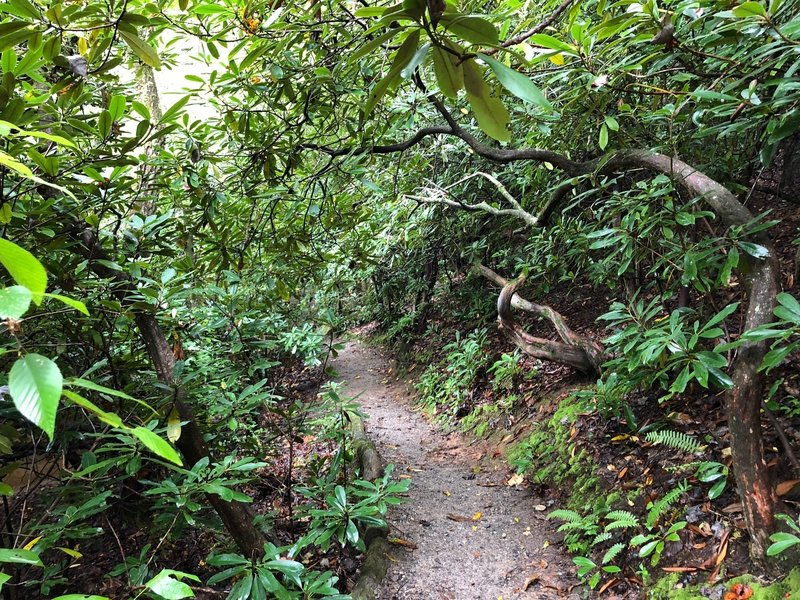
609, 152, 781, 558
73, 225, 272, 560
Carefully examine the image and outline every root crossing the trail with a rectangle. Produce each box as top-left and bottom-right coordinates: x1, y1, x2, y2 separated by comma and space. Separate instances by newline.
332, 340, 582, 600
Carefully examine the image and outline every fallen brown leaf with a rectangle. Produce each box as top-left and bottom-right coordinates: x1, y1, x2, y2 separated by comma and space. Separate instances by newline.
522, 574, 540, 591
776, 480, 800, 497
598, 577, 620, 594
388, 537, 417, 550
447, 514, 471, 522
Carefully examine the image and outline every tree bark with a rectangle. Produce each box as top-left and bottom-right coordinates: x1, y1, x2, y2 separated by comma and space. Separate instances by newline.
478, 265, 604, 375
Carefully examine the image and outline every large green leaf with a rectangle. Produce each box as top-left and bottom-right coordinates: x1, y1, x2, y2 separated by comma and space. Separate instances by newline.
145, 569, 199, 600
732, 1, 767, 17
0, 151, 32, 177
401, 42, 430, 79
432, 46, 463, 99
440, 15, 498, 46
463, 59, 510, 142
0, 548, 43, 566
364, 29, 420, 117
0, 238, 47, 305
119, 29, 161, 69
349, 28, 401, 64
62, 390, 122, 428
43, 293, 88, 316
9, 354, 61, 440
479, 54, 552, 110
0, 285, 32, 319
130, 426, 183, 465
528, 33, 579, 55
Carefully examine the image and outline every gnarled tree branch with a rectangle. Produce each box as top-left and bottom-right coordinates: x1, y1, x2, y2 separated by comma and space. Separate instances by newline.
299, 126, 453, 157
406, 171, 539, 227
479, 265, 604, 375
301, 84, 782, 557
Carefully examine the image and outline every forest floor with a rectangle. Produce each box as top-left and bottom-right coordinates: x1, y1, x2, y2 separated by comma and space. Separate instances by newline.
331, 338, 583, 600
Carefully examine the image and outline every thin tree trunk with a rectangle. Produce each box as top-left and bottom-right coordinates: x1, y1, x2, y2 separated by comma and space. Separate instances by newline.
73, 225, 272, 558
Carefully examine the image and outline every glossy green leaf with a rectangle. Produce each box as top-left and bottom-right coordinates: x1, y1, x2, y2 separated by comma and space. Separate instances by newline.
130, 426, 183, 465
0, 548, 43, 566
440, 15, 498, 46
0, 151, 32, 178
349, 28, 400, 64
364, 29, 419, 117
479, 54, 551, 109
62, 390, 122, 428
9, 354, 61, 440
400, 42, 430, 79
8, 0, 41, 20
43, 293, 88, 316
145, 569, 199, 599
119, 30, 161, 69
0, 285, 31, 319
194, 4, 234, 15
108, 95, 126, 121
528, 33, 578, 55
732, 1, 767, 17
766, 532, 800, 555
432, 45, 463, 99
464, 59, 510, 142
599, 123, 609, 149
354, 7, 385, 17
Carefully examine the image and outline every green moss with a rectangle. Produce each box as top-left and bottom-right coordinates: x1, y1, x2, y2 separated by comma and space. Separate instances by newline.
647, 569, 800, 600
509, 392, 603, 512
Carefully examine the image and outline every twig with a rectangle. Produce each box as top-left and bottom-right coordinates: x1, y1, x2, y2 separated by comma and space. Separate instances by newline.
762, 401, 800, 477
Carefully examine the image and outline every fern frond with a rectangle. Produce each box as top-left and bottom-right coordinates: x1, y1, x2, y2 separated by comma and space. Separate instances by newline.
602, 542, 625, 564
646, 480, 689, 529
604, 510, 639, 531
646, 430, 700, 453
548, 509, 583, 523
592, 532, 612, 546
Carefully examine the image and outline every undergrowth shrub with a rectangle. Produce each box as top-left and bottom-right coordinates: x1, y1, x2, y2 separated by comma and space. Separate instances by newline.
415, 328, 490, 423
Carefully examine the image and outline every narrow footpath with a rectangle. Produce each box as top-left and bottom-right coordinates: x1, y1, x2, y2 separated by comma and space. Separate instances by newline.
332, 340, 583, 600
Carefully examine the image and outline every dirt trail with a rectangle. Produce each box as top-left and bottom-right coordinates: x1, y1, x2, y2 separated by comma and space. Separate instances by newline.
332, 340, 582, 600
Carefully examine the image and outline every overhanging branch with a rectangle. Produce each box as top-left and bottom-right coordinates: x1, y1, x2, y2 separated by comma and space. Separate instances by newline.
406, 171, 539, 227
299, 126, 453, 156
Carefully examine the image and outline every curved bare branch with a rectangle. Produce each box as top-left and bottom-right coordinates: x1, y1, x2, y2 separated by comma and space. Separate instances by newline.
489, 269, 604, 375
407, 171, 539, 227
299, 126, 454, 157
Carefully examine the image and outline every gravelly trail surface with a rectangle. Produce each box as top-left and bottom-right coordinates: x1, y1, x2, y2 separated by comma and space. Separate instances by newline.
332, 339, 583, 600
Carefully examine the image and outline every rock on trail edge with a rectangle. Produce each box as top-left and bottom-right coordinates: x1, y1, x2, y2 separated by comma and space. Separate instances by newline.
332, 340, 584, 600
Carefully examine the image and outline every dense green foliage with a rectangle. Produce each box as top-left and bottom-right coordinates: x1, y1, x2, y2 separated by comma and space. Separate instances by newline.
1, 0, 800, 595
